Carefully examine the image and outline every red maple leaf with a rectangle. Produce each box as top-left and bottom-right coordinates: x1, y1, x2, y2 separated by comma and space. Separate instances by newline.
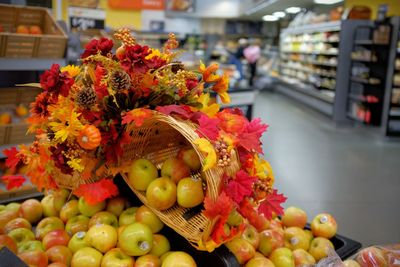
203, 191, 234, 220
2, 175, 26, 190
217, 109, 247, 134
245, 118, 268, 138
73, 178, 119, 205
258, 189, 287, 220
156, 105, 193, 119
237, 132, 263, 154
4, 147, 21, 169
196, 114, 219, 140
224, 170, 257, 204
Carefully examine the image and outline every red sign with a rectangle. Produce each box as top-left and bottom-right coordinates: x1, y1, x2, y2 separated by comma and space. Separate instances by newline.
108, 0, 164, 10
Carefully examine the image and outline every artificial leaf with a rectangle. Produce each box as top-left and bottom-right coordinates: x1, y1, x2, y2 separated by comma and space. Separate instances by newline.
238, 198, 269, 231
122, 108, 152, 127
199, 61, 220, 83
2, 175, 26, 190
217, 109, 247, 134
237, 132, 263, 154
73, 178, 119, 205
197, 93, 220, 117
156, 105, 193, 119
212, 74, 230, 104
193, 138, 216, 171
203, 191, 234, 219
258, 189, 287, 220
245, 118, 268, 139
224, 170, 257, 204
4, 147, 20, 169
196, 114, 219, 141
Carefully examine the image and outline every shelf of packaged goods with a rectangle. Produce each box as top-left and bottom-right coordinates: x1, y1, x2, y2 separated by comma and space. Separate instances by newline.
281, 73, 336, 90
281, 58, 338, 68
351, 77, 381, 86
348, 94, 380, 104
281, 50, 338, 56
389, 108, 400, 117
0, 58, 67, 71
282, 40, 340, 44
281, 65, 336, 78
351, 57, 378, 63
281, 21, 341, 35
354, 40, 389, 46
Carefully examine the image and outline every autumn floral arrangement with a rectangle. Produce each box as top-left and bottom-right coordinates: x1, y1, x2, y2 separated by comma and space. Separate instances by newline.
2, 29, 286, 249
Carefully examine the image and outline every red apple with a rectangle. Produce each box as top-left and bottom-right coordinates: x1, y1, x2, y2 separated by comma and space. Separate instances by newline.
343, 259, 361, 267
0, 234, 17, 253
19, 199, 43, 224
308, 237, 334, 261
29, 25, 42, 34
0, 209, 18, 233
284, 227, 310, 251
65, 215, 89, 236
128, 158, 158, 191
106, 197, 127, 217
46, 245, 72, 266
71, 247, 103, 267
311, 213, 337, 239
245, 257, 275, 267
293, 248, 316, 266
16, 25, 29, 34
117, 222, 153, 256
41, 195, 58, 217
146, 177, 177, 210
259, 229, 284, 257
356, 247, 388, 267
35, 217, 64, 240
177, 147, 201, 172
89, 211, 118, 228
135, 254, 161, 267
225, 238, 256, 265
18, 250, 48, 267
119, 207, 138, 226
18, 240, 45, 253
241, 224, 260, 250
135, 205, 164, 233
60, 199, 79, 223
43, 229, 70, 250
101, 247, 134, 267
162, 251, 197, 267
0, 113, 12, 125
7, 228, 35, 245
161, 158, 191, 184
78, 197, 106, 217
269, 247, 295, 267
68, 231, 89, 254
85, 224, 118, 253
177, 177, 204, 208
150, 234, 170, 257
282, 206, 307, 229
4, 217, 32, 234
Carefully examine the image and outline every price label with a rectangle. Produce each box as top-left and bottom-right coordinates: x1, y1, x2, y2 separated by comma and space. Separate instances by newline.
68, 7, 105, 30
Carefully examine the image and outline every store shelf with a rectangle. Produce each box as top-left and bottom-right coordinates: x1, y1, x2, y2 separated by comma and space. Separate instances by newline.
281, 50, 338, 56
0, 58, 66, 71
350, 76, 381, 86
354, 40, 389, 45
351, 57, 378, 63
281, 58, 338, 67
281, 21, 341, 35
277, 78, 334, 103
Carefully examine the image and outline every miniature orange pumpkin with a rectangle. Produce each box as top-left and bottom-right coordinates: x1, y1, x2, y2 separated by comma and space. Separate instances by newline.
77, 125, 101, 150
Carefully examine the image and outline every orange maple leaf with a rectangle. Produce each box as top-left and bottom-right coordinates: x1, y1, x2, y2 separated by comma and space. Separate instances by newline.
122, 108, 152, 127
73, 179, 119, 205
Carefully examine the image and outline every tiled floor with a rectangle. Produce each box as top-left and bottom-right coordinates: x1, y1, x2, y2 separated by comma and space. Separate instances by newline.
254, 91, 400, 246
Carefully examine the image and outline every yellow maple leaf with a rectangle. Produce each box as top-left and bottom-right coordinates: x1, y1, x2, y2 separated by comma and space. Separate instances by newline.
61, 65, 80, 78
49, 108, 83, 142
194, 138, 216, 171
198, 93, 220, 117
67, 158, 84, 172
199, 61, 220, 83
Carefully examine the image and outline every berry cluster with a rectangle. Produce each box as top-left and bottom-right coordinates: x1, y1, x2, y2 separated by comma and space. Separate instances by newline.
214, 140, 231, 167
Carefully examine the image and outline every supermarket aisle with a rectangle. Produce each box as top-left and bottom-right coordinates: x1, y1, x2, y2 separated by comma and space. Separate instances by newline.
254, 91, 400, 246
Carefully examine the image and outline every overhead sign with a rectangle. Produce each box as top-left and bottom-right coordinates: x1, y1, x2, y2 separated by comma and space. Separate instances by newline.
68, 7, 106, 30
108, 0, 164, 10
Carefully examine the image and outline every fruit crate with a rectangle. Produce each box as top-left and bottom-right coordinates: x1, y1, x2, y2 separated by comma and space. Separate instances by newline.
0, 4, 67, 58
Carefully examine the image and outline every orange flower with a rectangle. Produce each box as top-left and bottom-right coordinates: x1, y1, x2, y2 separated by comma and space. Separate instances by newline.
199, 61, 220, 83
212, 74, 230, 104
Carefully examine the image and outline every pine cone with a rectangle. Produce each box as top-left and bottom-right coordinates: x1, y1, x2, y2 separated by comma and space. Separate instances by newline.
110, 70, 131, 91
76, 87, 97, 109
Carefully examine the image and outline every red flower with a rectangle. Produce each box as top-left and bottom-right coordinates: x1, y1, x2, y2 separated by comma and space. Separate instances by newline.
81, 37, 114, 59
146, 56, 166, 70
40, 64, 74, 97
49, 143, 73, 174
30, 92, 56, 118
120, 44, 151, 73
186, 78, 199, 91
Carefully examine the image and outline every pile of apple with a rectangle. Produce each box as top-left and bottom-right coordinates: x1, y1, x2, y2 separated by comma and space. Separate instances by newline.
225, 206, 343, 267
127, 147, 205, 211
0, 189, 197, 267
0, 104, 29, 126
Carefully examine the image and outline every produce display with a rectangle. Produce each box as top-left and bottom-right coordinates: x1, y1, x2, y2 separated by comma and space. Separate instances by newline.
0, 104, 29, 125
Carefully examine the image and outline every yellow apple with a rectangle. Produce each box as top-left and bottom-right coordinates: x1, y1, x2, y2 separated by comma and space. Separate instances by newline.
19, 199, 43, 224
284, 227, 310, 251
269, 247, 295, 267
68, 231, 89, 254
177, 177, 204, 208
259, 229, 284, 257
101, 248, 134, 267
293, 249, 316, 266
135, 205, 164, 233
343, 259, 361, 267
71, 247, 103, 267
35, 217, 64, 240
245, 257, 275, 267
59, 200, 79, 223
135, 254, 161, 267
128, 159, 158, 191
85, 224, 117, 253
311, 213, 337, 239
177, 147, 201, 172
106, 197, 127, 217
282, 207, 307, 229
146, 177, 177, 210
150, 234, 170, 257
241, 224, 260, 250
161, 158, 191, 184
119, 207, 138, 226
161, 251, 197, 267
78, 197, 106, 217
117, 222, 153, 256
88, 211, 118, 228
225, 238, 256, 265
308, 237, 334, 261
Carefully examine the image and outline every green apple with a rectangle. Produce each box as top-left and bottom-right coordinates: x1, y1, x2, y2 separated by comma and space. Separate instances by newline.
150, 234, 170, 257
177, 147, 201, 172
225, 238, 256, 265
101, 248, 134, 267
41, 195, 58, 217
106, 197, 127, 217
177, 177, 204, 208
135, 205, 164, 233
0, 205, 5, 212
88, 211, 118, 228
6, 202, 21, 213
241, 224, 260, 250
4, 217, 32, 234
68, 231, 89, 254
59, 199, 79, 222
146, 177, 177, 210
71, 247, 103, 267
19, 199, 43, 224
18, 240, 44, 253
119, 207, 138, 226
78, 197, 106, 217
227, 210, 244, 227
46, 245, 73, 266
135, 254, 161, 267
35, 217, 64, 240
161, 158, 190, 184
117, 222, 153, 256
269, 247, 295, 267
85, 224, 118, 253
162, 251, 197, 267
7, 228, 35, 245
128, 158, 158, 191
65, 215, 89, 236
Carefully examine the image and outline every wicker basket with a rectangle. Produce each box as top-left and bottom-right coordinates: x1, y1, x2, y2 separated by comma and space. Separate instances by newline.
119, 111, 241, 250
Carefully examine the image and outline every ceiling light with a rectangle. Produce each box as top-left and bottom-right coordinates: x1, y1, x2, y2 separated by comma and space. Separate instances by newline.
273, 11, 286, 18
285, 7, 301, 14
314, 0, 343, 4
262, 15, 279, 21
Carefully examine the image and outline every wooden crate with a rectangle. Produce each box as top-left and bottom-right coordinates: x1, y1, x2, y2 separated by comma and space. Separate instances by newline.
0, 4, 67, 58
